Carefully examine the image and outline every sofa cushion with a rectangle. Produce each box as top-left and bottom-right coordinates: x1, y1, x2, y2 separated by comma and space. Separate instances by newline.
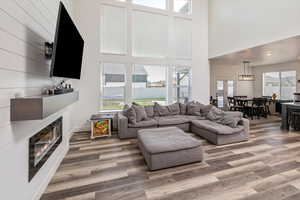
123, 106, 137, 124
180, 115, 206, 121
144, 105, 155, 118
154, 102, 170, 116
206, 106, 224, 121
179, 103, 187, 115
207, 107, 243, 128
128, 119, 158, 128
155, 116, 190, 126
187, 103, 202, 116
138, 127, 201, 154
168, 103, 180, 115
191, 120, 244, 135
133, 105, 148, 122
201, 105, 214, 117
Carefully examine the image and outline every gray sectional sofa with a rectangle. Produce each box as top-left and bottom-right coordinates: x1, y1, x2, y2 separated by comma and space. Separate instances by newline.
118, 102, 250, 145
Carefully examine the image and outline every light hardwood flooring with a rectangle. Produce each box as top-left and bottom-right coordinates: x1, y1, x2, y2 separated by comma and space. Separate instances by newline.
41, 117, 300, 200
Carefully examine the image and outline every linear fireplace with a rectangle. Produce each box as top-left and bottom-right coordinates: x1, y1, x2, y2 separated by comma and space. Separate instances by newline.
29, 117, 62, 181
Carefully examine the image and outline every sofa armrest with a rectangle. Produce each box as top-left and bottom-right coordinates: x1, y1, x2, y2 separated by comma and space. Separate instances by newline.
118, 112, 129, 139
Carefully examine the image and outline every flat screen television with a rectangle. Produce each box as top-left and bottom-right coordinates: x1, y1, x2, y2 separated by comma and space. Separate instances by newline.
50, 2, 84, 79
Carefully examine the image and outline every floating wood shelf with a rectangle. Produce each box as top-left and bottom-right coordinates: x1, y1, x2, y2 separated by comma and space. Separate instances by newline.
11, 91, 79, 121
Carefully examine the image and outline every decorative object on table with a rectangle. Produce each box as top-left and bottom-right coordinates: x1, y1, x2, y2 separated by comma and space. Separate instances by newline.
272, 93, 277, 100
238, 61, 255, 81
90, 114, 114, 139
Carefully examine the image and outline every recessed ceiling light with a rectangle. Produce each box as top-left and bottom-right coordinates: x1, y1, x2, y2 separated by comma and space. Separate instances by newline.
266, 51, 272, 56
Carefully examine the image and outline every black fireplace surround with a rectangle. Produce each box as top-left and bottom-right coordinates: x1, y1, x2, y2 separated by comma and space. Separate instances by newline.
29, 117, 63, 182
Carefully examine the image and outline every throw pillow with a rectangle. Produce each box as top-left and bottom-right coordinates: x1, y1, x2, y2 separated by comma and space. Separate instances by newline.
154, 102, 170, 116
179, 103, 187, 115
207, 107, 242, 128
144, 105, 155, 118
200, 104, 213, 117
132, 105, 148, 122
168, 103, 180, 115
206, 106, 225, 121
220, 116, 241, 128
187, 103, 202, 116
124, 106, 137, 124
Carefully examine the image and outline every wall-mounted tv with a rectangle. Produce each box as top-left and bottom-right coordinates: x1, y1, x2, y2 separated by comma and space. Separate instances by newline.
50, 2, 84, 80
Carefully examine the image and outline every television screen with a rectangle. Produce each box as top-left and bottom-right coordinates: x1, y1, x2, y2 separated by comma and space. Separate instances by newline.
50, 2, 84, 79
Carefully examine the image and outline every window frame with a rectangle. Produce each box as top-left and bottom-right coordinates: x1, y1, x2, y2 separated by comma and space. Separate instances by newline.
100, 4, 128, 55
262, 71, 296, 100
100, 62, 128, 111
99, 0, 193, 111
132, 64, 168, 106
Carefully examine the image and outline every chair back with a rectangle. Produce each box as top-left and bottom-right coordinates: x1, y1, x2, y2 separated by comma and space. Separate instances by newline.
252, 98, 267, 107
234, 96, 247, 99
236, 99, 247, 107
227, 97, 236, 106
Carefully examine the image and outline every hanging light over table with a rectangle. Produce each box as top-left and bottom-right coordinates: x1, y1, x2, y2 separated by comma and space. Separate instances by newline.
238, 61, 255, 81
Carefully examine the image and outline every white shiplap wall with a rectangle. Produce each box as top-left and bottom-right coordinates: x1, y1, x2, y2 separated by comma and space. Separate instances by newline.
0, 0, 75, 199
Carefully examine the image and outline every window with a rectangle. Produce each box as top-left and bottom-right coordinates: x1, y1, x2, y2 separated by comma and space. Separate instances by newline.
280, 71, 296, 100
216, 80, 224, 108
100, 5, 127, 54
99, 1, 193, 111
172, 66, 191, 103
227, 80, 234, 97
132, 11, 168, 58
132, 0, 166, 9
132, 65, 167, 105
263, 71, 296, 100
217, 80, 224, 90
101, 63, 126, 110
173, 18, 192, 58
174, 0, 192, 14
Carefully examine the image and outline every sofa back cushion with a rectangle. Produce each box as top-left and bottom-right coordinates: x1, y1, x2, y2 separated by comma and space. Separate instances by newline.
144, 105, 155, 118
132, 105, 148, 122
179, 103, 187, 115
187, 103, 202, 116
168, 103, 180, 115
200, 104, 213, 117
123, 106, 137, 124
207, 106, 224, 121
154, 102, 170, 116
207, 106, 242, 128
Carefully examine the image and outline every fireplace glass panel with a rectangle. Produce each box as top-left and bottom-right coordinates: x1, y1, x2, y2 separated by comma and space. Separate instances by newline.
29, 117, 62, 181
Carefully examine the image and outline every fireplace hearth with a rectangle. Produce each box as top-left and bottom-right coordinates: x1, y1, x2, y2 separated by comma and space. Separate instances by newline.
29, 117, 62, 182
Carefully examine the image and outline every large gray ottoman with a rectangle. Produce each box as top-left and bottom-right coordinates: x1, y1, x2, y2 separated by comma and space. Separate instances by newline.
137, 127, 203, 171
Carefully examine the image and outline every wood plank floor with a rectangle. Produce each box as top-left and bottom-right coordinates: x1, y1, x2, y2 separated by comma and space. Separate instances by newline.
41, 117, 300, 200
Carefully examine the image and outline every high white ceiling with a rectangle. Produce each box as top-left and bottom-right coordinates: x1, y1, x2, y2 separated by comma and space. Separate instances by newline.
209, 35, 300, 67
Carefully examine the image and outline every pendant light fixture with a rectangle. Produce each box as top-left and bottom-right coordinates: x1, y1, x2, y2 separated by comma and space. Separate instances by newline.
238, 61, 255, 81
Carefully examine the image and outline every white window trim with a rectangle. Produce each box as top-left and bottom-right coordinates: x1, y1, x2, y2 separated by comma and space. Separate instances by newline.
262, 71, 296, 99
99, 0, 192, 111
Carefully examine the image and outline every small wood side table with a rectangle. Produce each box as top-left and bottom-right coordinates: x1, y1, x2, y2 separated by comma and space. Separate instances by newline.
90, 114, 114, 139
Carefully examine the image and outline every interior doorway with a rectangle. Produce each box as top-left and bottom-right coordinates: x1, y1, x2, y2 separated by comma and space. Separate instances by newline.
216, 80, 235, 108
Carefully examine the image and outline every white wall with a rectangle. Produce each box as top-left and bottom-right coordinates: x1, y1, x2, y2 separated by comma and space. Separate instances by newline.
252, 61, 300, 97
210, 64, 254, 98
0, 1, 75, 199
72, 0, 210, 127
192, 0, 210, 103
209, 0, 300, 57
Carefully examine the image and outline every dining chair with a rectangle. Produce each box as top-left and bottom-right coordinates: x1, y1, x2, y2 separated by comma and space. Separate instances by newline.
251, 98, 268, 119
227, 97, 237, 111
